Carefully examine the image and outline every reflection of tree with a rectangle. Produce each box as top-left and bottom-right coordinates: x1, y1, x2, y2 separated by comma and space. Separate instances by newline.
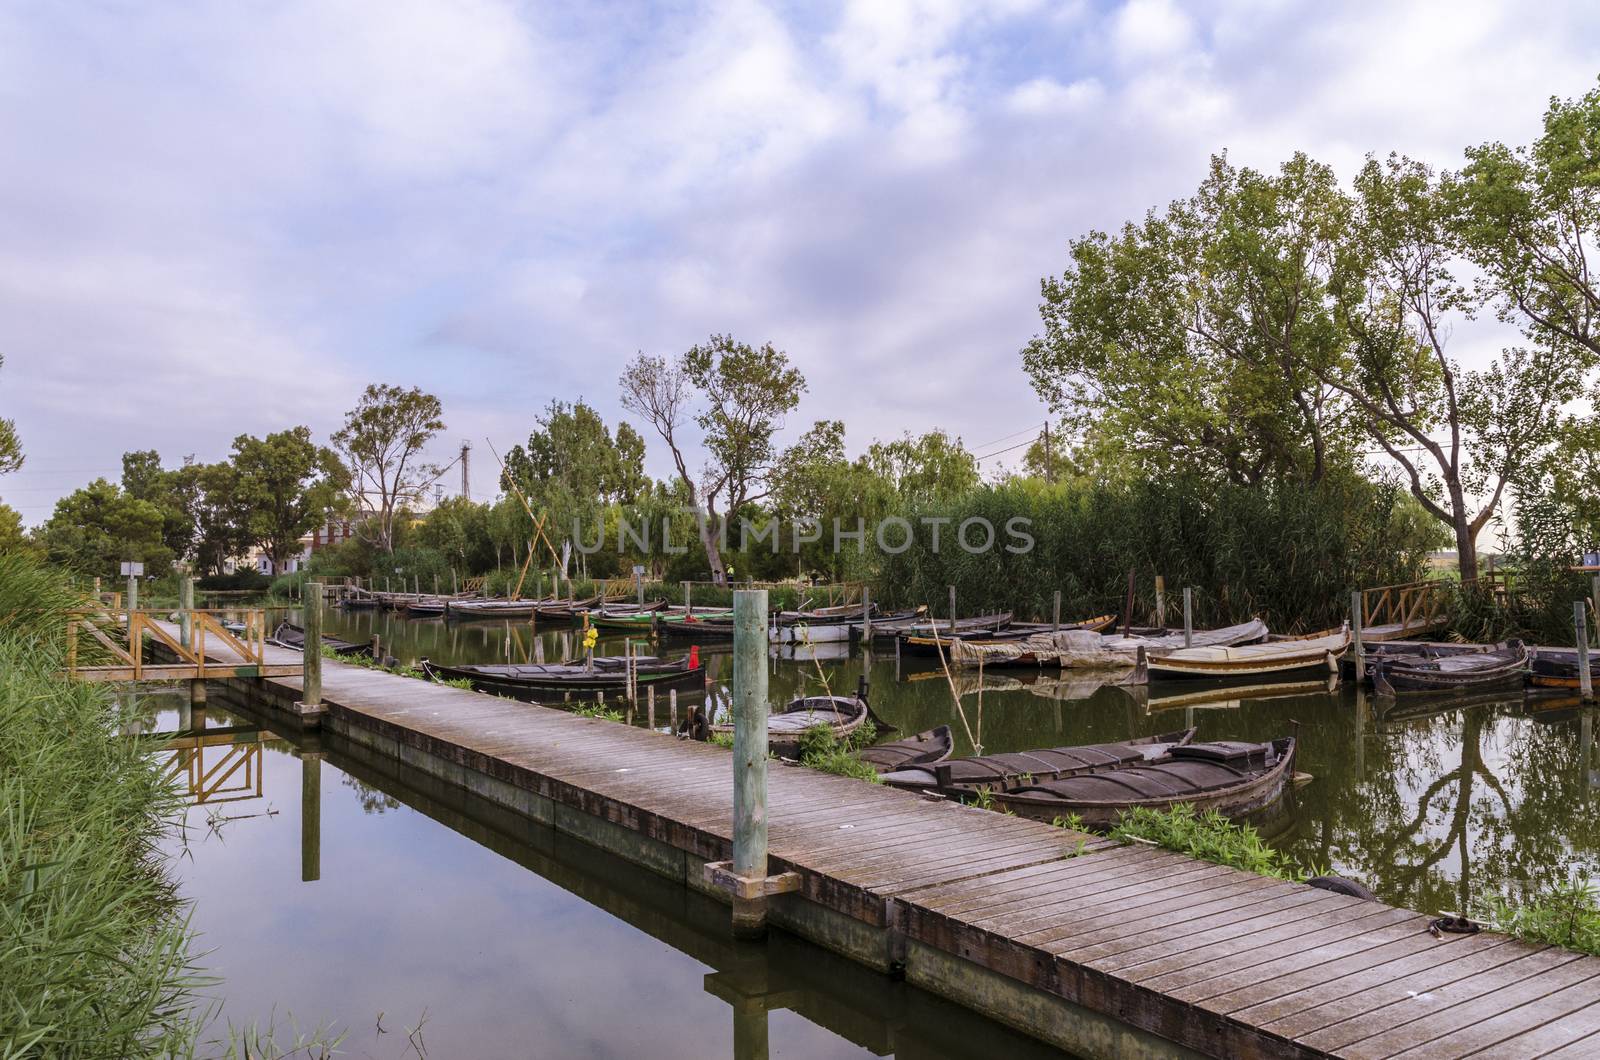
341, 772, 400, 814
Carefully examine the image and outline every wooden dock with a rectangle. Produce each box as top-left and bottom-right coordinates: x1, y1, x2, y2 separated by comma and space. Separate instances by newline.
174, 626, 1600, 1058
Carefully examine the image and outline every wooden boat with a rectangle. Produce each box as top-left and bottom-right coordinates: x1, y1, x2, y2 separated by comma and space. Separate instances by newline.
895, 613, 1017, 656
402, 597, 450, 617
879, 728, 1196, 797
857, 726, 953, 774
771, 603, 884, 643
935, 615, 1119, 668
1339, 639, 1489, 679
1530, 646, 1594, 690
1146, 627, 1349, 681
268, 620, 371, 658
585, 602, 669, 630
448, 598, 542, 619
535, 597, 602, 620
419, 654, 703, 700
1371, 640, 1530, 695
990, 736, 1298, 827
945, 619, 1268, 672
655, 610, 738, 638
711, 681, 887, 757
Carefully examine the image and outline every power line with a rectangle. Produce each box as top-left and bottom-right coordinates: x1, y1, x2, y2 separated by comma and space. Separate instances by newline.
970, 421, 1046, 452
974, 436, 1038, 462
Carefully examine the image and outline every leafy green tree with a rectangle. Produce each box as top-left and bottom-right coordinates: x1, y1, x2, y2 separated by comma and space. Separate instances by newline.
1450, 79, 1600, 358
621, 334, 805, 583
0, 355, 21, 476
190, 462, 250, 575
120, 451, 203, 561
39, 479, 169, 576
231, 428, 347, 573
863, 429, 980, 503
414, 496, 495, 574
0, 502, 32, 555
332, 384, 445, 553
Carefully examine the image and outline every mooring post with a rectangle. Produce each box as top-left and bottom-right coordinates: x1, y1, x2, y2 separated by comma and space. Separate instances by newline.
370, 634, 381, 661
684, 580, 692, 617
1577, 600, 1594, 702
433, 573, 439, 597
1351, 590, 1365, 674
1182, 588, 1193, 649
731, 588, 770, 938
637, 571, 645, 608
648, 684, 656, 729
1592, 575, 1599, 648
127, 572, 138, 614
670, 687, 678, 730
1155, 576, 1167, 628
1052, 590, 1062, 632
301, 749, 322, 882
948, 585, 957, 625
862, 586, 872, 642
452, 569, 458, 595
301, 581, 322, 709
179, 574, 194, 648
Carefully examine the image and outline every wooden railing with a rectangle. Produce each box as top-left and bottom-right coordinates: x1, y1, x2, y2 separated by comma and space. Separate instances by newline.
1359, 581, 1450, 633
63, 608, 299, 682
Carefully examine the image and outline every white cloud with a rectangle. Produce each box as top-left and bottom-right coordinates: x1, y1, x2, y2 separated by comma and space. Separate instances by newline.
1110, 0, 1195, 63
1006, 76, 1104, 115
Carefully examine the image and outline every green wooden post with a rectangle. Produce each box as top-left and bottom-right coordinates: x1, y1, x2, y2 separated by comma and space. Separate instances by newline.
1578, 600, 1594, 702
862, 586, 872, 641
179, 575, 194, 647
732, 588, 770, 938
1351, 590, 1365, 674
302, 581, 322, 707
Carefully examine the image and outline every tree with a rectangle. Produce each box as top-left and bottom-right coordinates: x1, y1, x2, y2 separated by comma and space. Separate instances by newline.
39, 479, 169, 576
1023, 154, 1354, 487
231, 428, 347, 573
1451, 79, 1600, 359
0, 502, 31, 555
121, 450, 203, 562
863, 430, 980, 503
332, 385, 445, 554
1322, 155, 1580, 580
621, 334, 805, 583
0, 355, 21, 476
414, 496, 495, 574
191, 462, 251, 575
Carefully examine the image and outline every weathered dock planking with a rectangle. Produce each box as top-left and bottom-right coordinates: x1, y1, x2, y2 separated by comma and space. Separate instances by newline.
167, 622, 1600, 1059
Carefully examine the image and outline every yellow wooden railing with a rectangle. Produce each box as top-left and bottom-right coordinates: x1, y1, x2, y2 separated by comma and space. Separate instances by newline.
63, 608, 297, 682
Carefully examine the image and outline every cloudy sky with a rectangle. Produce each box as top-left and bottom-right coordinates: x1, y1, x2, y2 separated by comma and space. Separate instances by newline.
3, 0, 1598, 524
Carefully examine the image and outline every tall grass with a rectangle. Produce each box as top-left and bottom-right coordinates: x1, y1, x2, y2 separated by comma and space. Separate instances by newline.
874, 475, 1441, 631
0, 553, 205, 1056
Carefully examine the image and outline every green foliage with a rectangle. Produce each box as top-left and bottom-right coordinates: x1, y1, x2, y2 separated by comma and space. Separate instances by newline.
1477, 878, 1600, 957
0, 500, 35, 556
0, 559, 201, 1055
873, 474, 1439, 631
1109, 804, 1304, 881
197, 569, 272, 592
411, 496, 495, 575
795, 722, 881, 782
572, 701, 624, 721
332, 384, 446, 554
38, 478, 172, 578
230, 428, 347, 571
121, 451, 204, 561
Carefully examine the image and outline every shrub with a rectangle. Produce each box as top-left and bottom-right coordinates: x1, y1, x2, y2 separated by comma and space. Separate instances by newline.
1106, 804, 1304, 881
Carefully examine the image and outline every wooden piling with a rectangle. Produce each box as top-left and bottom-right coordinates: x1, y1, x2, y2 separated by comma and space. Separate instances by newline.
732, 589, 770, 938
369, 634, 381, 661
1578, 600, 1594, 702
861, 586, 872, 641
948, 585, 957, 623
1182, 588, 1193, 649
670, 687, 678, 730
127, 573, 138, 613
1154, 576, 1166, 628
1052, 590, 1061, 632
301, 582, 322, 708
1351, 590, 1365, 672
179, 575, 194, 647
301, 751, 321, 882
684, 580, 692, 617
647, 684, 656, 729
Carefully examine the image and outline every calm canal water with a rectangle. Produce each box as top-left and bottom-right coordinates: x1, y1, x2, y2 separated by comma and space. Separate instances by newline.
146, 606, 1600, 1054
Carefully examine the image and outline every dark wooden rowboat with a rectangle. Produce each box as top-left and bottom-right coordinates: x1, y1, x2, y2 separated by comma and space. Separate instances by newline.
895, 613, 1017, 656
419, 654, 703, 700
856, 726, 953, 774
535, 597, 602, 620
1530, 646, 1593, 690
880, 728, 1197, 797
1371, 640, 1530, 695
990, 736, 1298, 827
268, 620, 371, 658
712, 680, 891, 757
448, 598, 542, 619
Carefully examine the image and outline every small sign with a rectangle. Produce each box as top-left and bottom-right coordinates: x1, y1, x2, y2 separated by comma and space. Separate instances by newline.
120, 561, 145, 577
632, 565, 645, 576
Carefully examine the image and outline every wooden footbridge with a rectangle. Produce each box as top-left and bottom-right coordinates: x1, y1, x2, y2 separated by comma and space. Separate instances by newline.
153, 613, 1600, 1059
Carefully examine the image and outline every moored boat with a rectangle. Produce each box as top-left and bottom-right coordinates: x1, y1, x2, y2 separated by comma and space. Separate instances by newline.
1145, 627, 1349, 681
268, 620, 371, 658
711, 680, 887, 757
879, 728, 1196, 797
419, 653, 703, 700
1371, 640, 1530, 695
856, 726, 953, 773
1530, 646, 1595, 689
990, 735, 1298, 827
448, 598, 542, 619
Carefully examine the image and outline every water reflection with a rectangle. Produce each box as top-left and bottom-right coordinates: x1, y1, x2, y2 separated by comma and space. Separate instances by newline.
129, 689, 1073, 1058
317, 609, 1600, 917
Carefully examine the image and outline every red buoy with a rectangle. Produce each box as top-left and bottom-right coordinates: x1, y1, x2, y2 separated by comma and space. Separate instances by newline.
689, 645, 700, 669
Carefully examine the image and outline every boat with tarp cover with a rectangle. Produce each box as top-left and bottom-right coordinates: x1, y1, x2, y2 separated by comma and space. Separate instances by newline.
879, 728, 1196, 798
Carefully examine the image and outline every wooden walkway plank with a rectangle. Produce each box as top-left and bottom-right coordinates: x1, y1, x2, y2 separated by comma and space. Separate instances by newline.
1381, 970, 1600, 1058
1078, 887, 1350, 970
1451, 997, 1600, 1058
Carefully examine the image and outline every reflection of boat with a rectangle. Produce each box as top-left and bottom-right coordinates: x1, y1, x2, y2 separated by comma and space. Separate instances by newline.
1146, 628, 1349, 681
1372, 641, 1530, 695
773, 640, 852, 663
269, 620, 371, 657
712, 682, 888, 757
419, 654, 703, 700
1138, 675, 1338, 713
880, 728, 1195, 797
991, 736, 1298, 827
1375, 688, 1526, 726
536, 597, 603, 620
904, 666, 1145, 700
857, 726, 953, 773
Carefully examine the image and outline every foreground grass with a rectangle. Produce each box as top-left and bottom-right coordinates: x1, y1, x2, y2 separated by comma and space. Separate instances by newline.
0, 642, 203, 1056
1086, 804, 1309, 882
1478, 880, 1600, 957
